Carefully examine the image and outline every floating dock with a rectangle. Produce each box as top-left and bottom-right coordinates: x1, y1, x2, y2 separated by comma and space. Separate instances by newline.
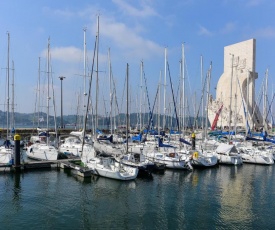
0, 159, 94, 178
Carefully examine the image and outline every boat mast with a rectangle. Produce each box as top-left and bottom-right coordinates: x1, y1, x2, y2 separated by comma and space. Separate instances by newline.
228, 54, 234, 141
95, 15, 99, 131
126, 63, 129, 154
263, 69, 268, 131
83, 27, 87, 131
11, 60, 14, 131
234, 57, 239, 135
47, 37, 50, 145
205, 62, 212, 139
38, 57, 41, 127
182, 43, 185, 135
108, 48, 113, 135
163, 47, 167, 130
200, 55, 204, 131
6, 32, 10, 139
140, 61, 143, 131
158, 70, 161, 135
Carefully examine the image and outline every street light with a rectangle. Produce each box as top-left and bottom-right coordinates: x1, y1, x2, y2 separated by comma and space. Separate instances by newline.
59, 76, 65, 128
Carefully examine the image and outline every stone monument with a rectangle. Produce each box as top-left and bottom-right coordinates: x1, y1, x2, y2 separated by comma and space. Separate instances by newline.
208, 39, 263, 130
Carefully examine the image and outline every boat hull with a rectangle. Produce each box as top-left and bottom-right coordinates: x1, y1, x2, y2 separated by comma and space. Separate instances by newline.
26, 143, 58, 161
86, 158, 138, 180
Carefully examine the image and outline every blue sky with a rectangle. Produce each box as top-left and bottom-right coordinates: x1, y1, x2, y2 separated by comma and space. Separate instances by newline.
0, 0, 275, 117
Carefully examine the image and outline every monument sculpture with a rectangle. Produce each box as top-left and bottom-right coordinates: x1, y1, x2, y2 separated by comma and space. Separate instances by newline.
208, 39, 263, 131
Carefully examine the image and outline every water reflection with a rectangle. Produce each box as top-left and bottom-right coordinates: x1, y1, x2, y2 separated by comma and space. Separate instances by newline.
1, 163, 275, 229
12, 173, 22, 211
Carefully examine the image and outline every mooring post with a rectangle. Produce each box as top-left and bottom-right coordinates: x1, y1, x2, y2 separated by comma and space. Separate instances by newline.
13, 134, 21, 169
191, 132, 196, 150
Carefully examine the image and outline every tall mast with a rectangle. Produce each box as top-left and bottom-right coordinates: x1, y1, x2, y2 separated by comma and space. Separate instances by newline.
205, 62, 212, 139
182, 43, 185, 135
234, 57, 239, 135
6, 32, 10, 139
263, 69, 268, 131
163, 47, 167, 130
246, 69, 250, 135
47, 37, 50, 144
83, 27, 87, 130
95, 15, 99, 130
228, 54, 234, 141
179, 60, 182, 129
11, 60, 14, 131
108, 48, 113, 135
38, 57, 41, 127
126, 63, 129, 154
200, 55, 204, 131
140, 61, 143, 131
158, 70, 161, 135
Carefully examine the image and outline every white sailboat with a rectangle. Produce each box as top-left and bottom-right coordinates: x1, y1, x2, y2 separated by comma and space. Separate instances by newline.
187, 149, 218, 167
0, 32, 13, 165
215, 143, 243, 165
58, 28, 93, 157
146, 138, 193, 170
83, 66, 138, 180
238, 144, 274, 165
26, 37, 58, 161
237, 69, 274, 165
81, 19, 138, 180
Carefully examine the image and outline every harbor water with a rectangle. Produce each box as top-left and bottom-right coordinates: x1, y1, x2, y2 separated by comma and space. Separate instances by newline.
1, 163, 275, 229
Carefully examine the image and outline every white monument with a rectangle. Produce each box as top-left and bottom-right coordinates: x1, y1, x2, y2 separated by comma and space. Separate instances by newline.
208, 39, 263, 130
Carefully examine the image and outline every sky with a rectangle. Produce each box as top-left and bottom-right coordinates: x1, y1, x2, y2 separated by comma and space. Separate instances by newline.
0, 0, 275, 119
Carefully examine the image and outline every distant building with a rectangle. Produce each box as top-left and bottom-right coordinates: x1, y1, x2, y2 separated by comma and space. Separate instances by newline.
208, 39, 263, 130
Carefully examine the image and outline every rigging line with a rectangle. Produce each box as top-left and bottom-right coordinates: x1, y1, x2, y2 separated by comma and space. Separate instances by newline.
143, 84, 160, 145
184, 56, 196, 119
265, 93, 275, 126
112, 77, 122, 128
50, 66, 58, 141
120, 70, 126, 123
194, 71, 208, 128
236, 74, 251, 134
167, 62, 180, 131
250, 74, 265, 125
142, 68, 154, 127
81, 34, 97, 155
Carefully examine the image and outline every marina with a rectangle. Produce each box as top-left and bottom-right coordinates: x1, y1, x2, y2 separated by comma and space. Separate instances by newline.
1, 1, 275, 229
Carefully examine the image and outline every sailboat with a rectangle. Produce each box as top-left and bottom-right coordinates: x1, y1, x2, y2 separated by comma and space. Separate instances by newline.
0, 32, 13, 165
117, 62, 154, 177
58, 28, 93, 157
26, 37, 59, 161
237, 69, 274, 165
83, 63, 138, 180
80, 17, 138, 180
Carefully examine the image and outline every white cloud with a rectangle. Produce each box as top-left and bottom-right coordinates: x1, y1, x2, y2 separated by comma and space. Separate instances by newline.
99, 17, 163, 59
197, 25, 213, 36
42, 5, 99, 21
112, 0, 158, 17
254, 26, 275, 38
220, 22, 236, 34
41, 46, 82, 63
246, 0, 265, 6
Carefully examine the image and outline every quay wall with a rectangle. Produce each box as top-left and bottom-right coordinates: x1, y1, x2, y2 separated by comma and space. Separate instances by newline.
0, 128, 76, 140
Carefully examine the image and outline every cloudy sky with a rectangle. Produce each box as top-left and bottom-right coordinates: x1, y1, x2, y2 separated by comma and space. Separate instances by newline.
0, 0, 275, 119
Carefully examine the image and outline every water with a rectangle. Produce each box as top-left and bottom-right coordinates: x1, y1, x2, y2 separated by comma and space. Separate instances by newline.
1, 164, 275, 230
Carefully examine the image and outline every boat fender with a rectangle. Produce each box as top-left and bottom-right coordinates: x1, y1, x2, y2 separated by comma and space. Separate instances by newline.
193, 152, 198, 159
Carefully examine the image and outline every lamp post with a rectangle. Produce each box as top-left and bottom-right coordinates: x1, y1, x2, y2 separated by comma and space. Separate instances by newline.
59, 76, 65, 128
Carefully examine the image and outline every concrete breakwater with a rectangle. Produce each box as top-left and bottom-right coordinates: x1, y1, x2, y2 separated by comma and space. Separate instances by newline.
0, 128, 77, 140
